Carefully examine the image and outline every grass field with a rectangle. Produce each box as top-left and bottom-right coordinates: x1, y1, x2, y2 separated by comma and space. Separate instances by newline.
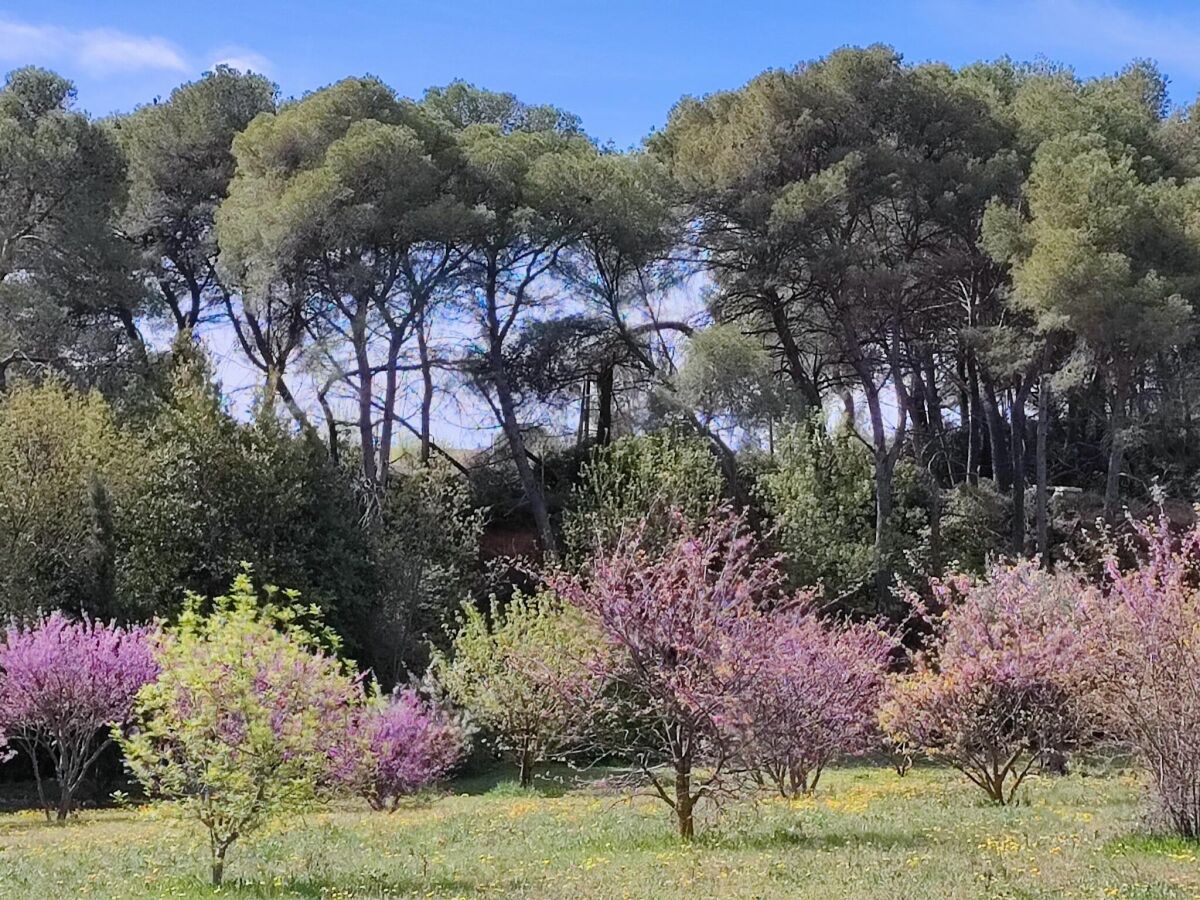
0, 763, 1196, 898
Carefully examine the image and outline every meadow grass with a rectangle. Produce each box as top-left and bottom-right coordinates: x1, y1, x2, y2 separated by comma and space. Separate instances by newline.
0, 762, 1196, 898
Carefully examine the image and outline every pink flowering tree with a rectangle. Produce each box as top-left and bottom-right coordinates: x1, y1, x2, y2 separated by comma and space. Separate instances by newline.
0, 613, 157, 820
340, 688, 468, 811
738, 605, 895, 796
548, 509, 777, 839
119, 569, 364, 886
1083, 516, 1200, 836
880, 560, 1094, 804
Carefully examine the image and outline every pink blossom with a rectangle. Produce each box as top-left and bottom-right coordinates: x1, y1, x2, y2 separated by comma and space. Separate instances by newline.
0, 612, 158, 819
339, 689, 467, 811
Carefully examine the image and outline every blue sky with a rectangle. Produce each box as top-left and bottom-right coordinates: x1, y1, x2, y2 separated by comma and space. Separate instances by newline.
5, 0, 1200, 147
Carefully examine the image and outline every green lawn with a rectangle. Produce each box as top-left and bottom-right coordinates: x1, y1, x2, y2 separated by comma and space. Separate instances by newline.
0, 764, 1196, 898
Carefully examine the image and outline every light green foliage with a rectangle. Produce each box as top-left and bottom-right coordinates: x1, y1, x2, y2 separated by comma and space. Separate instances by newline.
120, 568, 362, 885
562, 431, 725, 558
675, 325, 786, 431
217, 77, 455, 295
758, 423, 875, 601
0, 381, 139, 617
431, 592, 600, 787
422, 80, 581, 134
940, 482, 1012, 573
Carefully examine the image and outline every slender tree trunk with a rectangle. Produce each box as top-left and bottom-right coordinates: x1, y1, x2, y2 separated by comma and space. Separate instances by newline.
1104, 365, 1131, 523
211, 842, 229, 887
576, 378, 591, 447
417, 310, 434, 466
1037, 375, 1051, 567
518, 744, 535, 789
23, 742, 51, 822
378, 333, 401, 484
351, 301, 377, 486
965, 352, 982, 485
768, 296, 822, 412
595, 365, 614, 445
492, 363, 556, 555
1010, 375, 1032, 555
979, 371, 1011, 490
863, 381, 898, 608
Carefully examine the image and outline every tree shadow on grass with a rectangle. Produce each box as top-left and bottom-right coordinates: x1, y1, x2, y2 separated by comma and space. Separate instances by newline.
607, 820, 934, 854
189, 872, 478, 897
451, 762, 625, 798
720, 826, 936, 852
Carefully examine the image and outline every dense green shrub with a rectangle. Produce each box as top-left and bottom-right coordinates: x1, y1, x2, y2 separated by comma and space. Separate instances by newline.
0, 382, 140, 618
562, 430, 724, 558
757, 421, 929, 610
354, 465, 484, 687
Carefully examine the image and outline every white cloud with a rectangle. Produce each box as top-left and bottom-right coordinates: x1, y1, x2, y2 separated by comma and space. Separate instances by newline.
209, 46, 273, 75
924, 0, 1200, 80
0, 17, 187, 75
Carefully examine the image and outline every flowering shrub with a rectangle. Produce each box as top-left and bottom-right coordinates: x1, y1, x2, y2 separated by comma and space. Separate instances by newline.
880, 561, 1094, 804
1084, 517, 1200, 836
549, 509, 777, 839
342, 688, 467, 811
0, 613, 157, 819
739, 606, 894, 796
431, 591, 603, 788
119, 569, 364, 886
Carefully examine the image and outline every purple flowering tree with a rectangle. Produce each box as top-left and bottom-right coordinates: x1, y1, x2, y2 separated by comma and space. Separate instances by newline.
880, 560, 1094, 804
341, 688, 467, 811
0, 613, 157, 820
738, 605, 895, 796
549, 509, 777, 839
1084, 516, 1200, 836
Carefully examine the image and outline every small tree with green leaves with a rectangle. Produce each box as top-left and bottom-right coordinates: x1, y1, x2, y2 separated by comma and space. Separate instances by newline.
431, 591, 601, 788
120, 568, 363, 886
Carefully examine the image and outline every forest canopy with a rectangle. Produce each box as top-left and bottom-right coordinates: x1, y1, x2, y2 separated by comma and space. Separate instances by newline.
4, 45, 1200, 649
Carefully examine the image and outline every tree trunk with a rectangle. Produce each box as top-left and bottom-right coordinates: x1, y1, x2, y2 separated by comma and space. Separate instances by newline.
979, 371, 1011, 491
864, 382, 898, 609
674, 767, 694, 840
417, 310, 434, 466
56, 788, 71, 821
352, 302, 377, 486
595, 365, 614, 445
212, 844, 228, 887
873, 452, 895, 605
576, 378, 591, 447
768, 296, 822, 413
958, 352, 975, 483
378, 333, 401, 484
1104, 365, 1130, 523
518, 744, 535, 789
1036, 375, 1051, 567
1010, 375, 1032, 556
